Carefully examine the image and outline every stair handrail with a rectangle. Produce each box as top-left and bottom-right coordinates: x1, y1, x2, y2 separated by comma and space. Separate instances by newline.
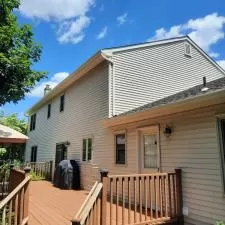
71, 181, 103, 225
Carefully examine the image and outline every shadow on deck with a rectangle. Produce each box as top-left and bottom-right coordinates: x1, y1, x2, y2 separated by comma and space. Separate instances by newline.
29, 181, 89, 225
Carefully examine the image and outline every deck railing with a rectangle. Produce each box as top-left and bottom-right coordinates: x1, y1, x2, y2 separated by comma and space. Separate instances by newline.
72, 169, 183, 225
0, 167, 10, 200
23, 161, 53, 181
106, 169, 183, 225
0, 168, 31, 225
72, 181, 103, 225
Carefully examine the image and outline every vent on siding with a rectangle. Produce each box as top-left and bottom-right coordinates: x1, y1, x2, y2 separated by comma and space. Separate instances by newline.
184, 43, 192, 57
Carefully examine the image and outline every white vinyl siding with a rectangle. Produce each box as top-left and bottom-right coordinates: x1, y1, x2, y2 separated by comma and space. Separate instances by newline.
98, 103, 225, 225
110, 40, 224, 115
25, 62, 109, 163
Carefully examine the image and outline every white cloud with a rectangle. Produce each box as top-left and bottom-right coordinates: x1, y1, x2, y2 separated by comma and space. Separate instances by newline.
28, 72, 69, 98
19, 0, 95, 44
96, 26, 108, 40
117, 13, 128, 25
217, 60, 225, 70
57, 16, 90, 44
149, 13, 225, 58
20, 0, 94, 21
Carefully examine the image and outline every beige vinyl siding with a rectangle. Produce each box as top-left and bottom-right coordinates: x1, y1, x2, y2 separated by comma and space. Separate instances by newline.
99, 103, 225, 225
25, 61, 109, 165
111, 40, 224, 115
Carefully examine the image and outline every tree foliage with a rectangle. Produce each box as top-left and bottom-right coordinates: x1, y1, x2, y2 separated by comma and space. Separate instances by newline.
0, 113, 27, 134
0, 0, 46, 106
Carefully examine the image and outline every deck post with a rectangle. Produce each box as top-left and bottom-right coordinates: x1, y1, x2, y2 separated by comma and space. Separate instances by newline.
24, 167, 31, 223
100, 169, 108, 225
175, 168, 184, 225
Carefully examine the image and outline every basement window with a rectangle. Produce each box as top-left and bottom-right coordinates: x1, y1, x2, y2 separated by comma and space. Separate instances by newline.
218, 118, 225, 193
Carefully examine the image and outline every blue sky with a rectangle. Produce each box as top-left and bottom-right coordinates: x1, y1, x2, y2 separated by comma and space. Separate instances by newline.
2, 0, 225, 119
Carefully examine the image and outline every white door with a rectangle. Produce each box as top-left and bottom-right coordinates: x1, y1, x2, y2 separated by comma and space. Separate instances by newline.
138, 126, 160, 211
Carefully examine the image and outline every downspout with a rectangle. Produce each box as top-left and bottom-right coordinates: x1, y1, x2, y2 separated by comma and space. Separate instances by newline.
101, 51, 115, 117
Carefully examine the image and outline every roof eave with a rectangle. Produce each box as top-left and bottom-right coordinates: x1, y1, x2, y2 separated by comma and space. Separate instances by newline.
26, 51, 104, 115
104, 89, 225, 127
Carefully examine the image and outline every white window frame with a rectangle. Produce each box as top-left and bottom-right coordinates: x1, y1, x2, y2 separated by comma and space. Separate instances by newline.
216, 115, 225, 194
114, 130, 127, 166
82, 138, 92, 162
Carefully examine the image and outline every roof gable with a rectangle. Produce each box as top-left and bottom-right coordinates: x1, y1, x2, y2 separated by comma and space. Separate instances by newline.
102, 36, 225, 75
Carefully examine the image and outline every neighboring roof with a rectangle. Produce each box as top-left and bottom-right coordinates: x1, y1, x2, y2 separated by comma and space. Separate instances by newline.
105, 77, 225, 127
0, 124, 29, 144
26, 36, 225, 115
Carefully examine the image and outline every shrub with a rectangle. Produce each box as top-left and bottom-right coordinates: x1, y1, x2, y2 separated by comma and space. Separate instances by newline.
216, 221, 225, 225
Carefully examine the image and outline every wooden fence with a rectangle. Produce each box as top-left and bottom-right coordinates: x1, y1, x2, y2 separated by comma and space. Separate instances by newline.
0, 168, 31, 225
72, 169, 183, 225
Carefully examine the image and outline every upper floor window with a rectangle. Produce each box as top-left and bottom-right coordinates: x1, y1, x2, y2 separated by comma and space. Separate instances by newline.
218, 118, 225, 193
115, 133, 126, 164
60, 94, 65, 112
30, 113, 36, 131
31, 146, 37, 162
82, 138, 92, 161
47, 103, 51, 119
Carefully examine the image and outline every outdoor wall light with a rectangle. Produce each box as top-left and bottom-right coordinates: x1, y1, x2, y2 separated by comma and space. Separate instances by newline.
64, 141, 70, 147
163, 126, 172, 137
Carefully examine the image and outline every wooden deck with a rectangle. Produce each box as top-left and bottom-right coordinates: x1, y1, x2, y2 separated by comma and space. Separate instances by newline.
29, 180, 179, 225
29, 181, 89, 225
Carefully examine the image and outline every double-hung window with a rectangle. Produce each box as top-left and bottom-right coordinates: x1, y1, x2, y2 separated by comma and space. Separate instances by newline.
218, 118, 225, 193
60, 94, 65, 112
115, 134, 126, 164
31, 146, 37, 162
30, 114, 36, 131
82, 138, 92, 161
47, 104, 51, 119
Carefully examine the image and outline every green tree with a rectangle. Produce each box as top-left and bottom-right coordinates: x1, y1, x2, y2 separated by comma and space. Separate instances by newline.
0, 113, 27, 134
0, 0, 46, 106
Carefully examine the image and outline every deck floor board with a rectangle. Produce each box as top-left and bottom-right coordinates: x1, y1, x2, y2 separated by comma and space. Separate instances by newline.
29, 181, 88, 225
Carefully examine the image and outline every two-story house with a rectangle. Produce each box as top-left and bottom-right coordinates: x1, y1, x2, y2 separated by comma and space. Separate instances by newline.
25, 36, 225, 225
